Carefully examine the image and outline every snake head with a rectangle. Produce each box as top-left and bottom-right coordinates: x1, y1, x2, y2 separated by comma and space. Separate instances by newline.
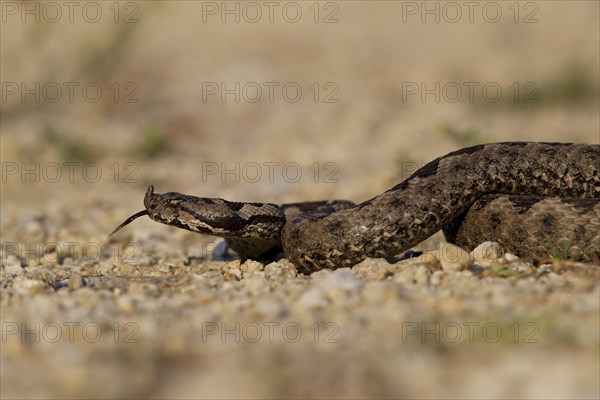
109, 185, 187, 236
112, 185, 286, 263
142, 185, 284, 236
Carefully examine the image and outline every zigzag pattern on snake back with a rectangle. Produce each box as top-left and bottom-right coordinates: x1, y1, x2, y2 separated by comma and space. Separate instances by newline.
110, 142, 600, 273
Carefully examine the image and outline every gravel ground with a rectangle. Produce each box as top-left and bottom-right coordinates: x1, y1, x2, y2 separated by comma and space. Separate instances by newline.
1, 1, 599, 399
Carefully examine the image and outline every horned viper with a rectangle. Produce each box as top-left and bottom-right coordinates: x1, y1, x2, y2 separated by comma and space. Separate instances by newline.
110, 142, 600, 273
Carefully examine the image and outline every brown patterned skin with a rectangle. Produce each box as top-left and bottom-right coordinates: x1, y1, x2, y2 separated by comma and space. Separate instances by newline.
443, 195, 600, 262
110, 142, 600, 273
281, 142, 599, 272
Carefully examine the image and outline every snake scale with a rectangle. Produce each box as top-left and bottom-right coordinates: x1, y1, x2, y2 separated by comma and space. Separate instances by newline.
110, 142, 600, 273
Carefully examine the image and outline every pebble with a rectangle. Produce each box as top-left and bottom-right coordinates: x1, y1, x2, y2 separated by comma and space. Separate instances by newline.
471, 242, 505, 266
352, 258, 390, 280
438, 243, 473, 272
133, 257, 158, 267
13, 278, 47, 295
68, 275, 86, 290
223, 267, 242, 281
117, 295, 136, 313
241, 260, 263, 272
295, 287, 328, 310
263, 262, 284, 278
408, 252, 440, 265
197, 271, 224, 288
314, 269, 363, 293
1, 255, 24, 277
2, 236, 597, 400
308, 269, 363, 305
361, 281, 398, 303
393, 265, 430, 286
221, 260, 243, 281
430, 270, 445, 285
503, 253, 519, 263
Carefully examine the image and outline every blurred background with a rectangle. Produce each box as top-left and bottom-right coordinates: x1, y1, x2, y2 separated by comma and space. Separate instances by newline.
2, 1, 598, 208
1, 1, 599, 399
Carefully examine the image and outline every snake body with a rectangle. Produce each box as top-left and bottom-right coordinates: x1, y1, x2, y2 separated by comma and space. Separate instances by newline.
110, 142, 600, 273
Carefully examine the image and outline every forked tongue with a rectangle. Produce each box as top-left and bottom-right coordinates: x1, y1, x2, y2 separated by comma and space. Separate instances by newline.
108, 210, 149, 237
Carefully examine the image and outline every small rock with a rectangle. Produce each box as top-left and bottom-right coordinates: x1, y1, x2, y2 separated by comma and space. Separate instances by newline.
314, 269, 363, 293
352, 258, 390, 280
276, 260, 298, 279
221, 260, 241, 270
1, 255, 24, 277
241, 260, 263, 272
117, 295, 136, 313
438, 243, 473, 272
410, 252, 440, 265
263, 262, 299, 282
430, 270, 445, 285
128, 282, 147, 295
296, 287, 328, 310
251, 298, 285, 318
503, 253, 519, 263
239, 273, 268, 295
362, 281, 398, 303
413, 265, 430, 285
13, 278, 47, 295
220, 261, 242, 282
471, 242, 504, 265
198, 270, 224, 288
223, 267, 242, 281
68, 275, 86, 290
263, 262, 284, 277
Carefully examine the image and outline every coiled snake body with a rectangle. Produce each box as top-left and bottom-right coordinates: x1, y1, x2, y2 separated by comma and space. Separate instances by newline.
111, 142, 600, 273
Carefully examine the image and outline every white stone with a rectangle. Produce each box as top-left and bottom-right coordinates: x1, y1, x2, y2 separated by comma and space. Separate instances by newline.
430, 270, 445, 285
14, 278, 46, 295
314, 269, 363, 293
503, 253, 519, 262
1, 255, 23, 277
411, 252, 440, 264
240, 260, 264, 272
471, 241, 505, 265
438, 243, 473, 272
296, 287, 328, 309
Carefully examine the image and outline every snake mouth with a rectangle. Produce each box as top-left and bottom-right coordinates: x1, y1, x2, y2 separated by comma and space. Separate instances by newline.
108, 210, 149, 237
